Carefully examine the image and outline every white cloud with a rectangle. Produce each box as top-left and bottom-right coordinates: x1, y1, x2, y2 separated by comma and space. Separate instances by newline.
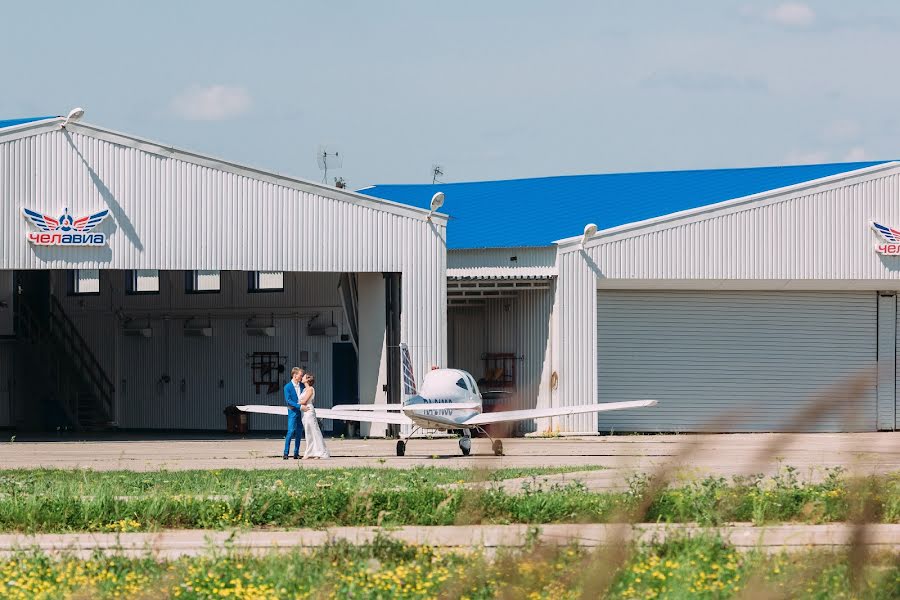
766, 3, 816, 27
844, 146, 867, 161
784, 149, 830, 165
171, 85, 252, 121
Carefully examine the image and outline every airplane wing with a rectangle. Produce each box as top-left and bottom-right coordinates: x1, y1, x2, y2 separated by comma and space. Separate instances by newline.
462, 400, 658, 426
237, 405, 413, 425
332, 403, 480, 411
316, 408, 413, 425
332, 404, 406, 411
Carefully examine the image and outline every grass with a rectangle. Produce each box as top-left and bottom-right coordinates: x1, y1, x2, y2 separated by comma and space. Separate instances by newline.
0, 466, 896, 533
0, 535, 896, 599
0, 466, 602, 496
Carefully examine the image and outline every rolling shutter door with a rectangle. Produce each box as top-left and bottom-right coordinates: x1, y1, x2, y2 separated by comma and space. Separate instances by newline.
597, 291, 877, 432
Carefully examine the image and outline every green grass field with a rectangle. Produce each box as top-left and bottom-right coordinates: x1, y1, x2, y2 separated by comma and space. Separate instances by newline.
0, 466, 896, 533
1, 535, 897, 599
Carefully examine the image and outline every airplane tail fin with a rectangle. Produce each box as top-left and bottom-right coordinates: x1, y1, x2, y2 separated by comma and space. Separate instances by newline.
400, 343, 417, 396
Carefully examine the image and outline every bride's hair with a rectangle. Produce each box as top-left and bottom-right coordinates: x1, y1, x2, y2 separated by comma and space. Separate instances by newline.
305, 373, 316, 386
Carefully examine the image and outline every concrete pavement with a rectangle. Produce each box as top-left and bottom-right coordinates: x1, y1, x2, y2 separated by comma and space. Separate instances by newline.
1, 524, 897, 558
0, 433, 896, 490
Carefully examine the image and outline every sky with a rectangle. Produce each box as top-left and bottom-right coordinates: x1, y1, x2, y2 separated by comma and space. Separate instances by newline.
3, 1, 900, 188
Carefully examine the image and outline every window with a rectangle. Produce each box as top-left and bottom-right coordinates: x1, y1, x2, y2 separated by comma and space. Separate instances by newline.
465, 374, 480, 396
186, 270, 220, 293
126, 270, 160, 294
248, 271, 284, 292
455, 378, 469, 391
70, 269, 100, 295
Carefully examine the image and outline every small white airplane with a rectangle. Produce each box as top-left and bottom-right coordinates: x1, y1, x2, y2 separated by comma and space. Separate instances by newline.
239, 344, 657, 457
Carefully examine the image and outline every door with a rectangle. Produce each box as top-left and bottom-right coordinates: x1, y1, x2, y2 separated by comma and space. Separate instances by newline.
597, 290, 878, 432
331, 342, 359, 437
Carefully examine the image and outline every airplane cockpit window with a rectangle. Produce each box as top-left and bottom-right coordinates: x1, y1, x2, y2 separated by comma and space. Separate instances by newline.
464, 374, 479, 395
455, 378, 469, 391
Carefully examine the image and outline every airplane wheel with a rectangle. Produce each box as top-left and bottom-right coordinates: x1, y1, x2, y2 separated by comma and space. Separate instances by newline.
459, 437, 471, 456
396, 440, 406, 457
492, 440, 504, 456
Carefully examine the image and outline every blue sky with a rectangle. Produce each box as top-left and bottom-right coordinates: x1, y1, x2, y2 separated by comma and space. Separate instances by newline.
3, 1, 899, 188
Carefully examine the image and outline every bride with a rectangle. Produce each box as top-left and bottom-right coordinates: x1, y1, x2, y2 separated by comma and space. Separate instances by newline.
299, 373, 330, 459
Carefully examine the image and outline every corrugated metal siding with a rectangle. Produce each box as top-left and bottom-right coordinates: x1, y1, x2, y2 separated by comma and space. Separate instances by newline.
449, 247, 557, 270
569, 167, 900, 282
0, 126, 446, 397
447, 285, 555, 435
878, 294, 897, 430
596, 291, 878, 432
556, 251, 598, 432
448, 308, 485, 377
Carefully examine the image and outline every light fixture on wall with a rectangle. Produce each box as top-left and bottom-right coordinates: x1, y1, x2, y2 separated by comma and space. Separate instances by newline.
308, 311, 339, 336
185, 316, 213, 337
123, 319, 152, 338
427, 191, 445, 221
581, 223, 598, 248
245, 314, 277, 337
61, 107, 85, 129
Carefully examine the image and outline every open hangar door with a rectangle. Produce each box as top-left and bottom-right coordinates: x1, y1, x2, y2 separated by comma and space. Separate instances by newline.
447, 276, 555, 436
596, 290, 878, 433
9, 269, 366, 433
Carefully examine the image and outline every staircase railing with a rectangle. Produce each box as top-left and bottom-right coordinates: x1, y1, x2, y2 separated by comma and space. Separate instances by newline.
47, 295, 115, 423
15, 294, 115, 428
15, 299, 80, 426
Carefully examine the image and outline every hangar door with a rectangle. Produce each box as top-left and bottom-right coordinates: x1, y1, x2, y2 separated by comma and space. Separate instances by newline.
597, 291, 877, 432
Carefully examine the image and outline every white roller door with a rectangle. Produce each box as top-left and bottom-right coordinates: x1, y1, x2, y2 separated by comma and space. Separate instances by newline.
597, 291, 877, 432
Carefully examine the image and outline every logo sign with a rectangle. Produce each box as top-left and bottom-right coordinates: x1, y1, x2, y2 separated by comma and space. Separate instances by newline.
22, 207, 109, 246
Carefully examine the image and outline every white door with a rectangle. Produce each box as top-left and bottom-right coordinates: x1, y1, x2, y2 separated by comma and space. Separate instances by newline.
597, 290, 878, 432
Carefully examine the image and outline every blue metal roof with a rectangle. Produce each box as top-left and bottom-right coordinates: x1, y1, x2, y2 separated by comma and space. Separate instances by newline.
0, 116, 56, 129
361, 162, 889, 249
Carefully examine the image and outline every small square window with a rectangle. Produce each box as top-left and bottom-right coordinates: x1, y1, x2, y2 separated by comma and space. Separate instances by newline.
248, 271, 284, 292
127, 270, 160, 294
70, 269, 100, 295
186, 270, 220, 293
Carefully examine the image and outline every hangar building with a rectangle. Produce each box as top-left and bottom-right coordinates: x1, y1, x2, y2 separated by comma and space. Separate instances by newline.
0, 117, 446, 434
363, 160, 900, 434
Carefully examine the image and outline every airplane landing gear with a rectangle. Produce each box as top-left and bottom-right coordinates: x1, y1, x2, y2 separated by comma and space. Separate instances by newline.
395, 426, 419, 457
459, 434, 472, 456
492, 439, 504, 456
473, 426, 504, 456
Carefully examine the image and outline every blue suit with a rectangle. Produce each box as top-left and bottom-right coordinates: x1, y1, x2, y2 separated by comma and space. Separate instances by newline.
283, 381, 306, 457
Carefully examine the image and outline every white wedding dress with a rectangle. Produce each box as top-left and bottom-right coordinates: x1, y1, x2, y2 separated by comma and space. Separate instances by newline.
301, 388, 330, 459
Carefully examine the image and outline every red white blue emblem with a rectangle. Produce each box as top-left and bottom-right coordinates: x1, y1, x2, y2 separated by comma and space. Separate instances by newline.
22, 207, 109, 246
871, 221, 900, 255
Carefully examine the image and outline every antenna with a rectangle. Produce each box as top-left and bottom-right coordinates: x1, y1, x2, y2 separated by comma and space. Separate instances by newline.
316, 145, 343, 183
431, 164, 444, 184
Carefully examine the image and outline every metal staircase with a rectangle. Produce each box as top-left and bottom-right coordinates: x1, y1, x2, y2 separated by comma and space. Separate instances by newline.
16, 294, 115, 430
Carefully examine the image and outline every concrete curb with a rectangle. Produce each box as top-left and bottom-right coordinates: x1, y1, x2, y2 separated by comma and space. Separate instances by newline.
0, 523, 897, 558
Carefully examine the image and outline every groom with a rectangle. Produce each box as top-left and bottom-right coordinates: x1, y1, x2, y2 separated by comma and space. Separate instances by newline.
283, 367, 305, 459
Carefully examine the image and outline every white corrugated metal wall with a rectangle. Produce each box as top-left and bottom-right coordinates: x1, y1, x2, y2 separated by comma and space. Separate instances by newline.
52, 270, 349, 430
556, 163, 900, 433
0, 121, 447, 407
878, 293, 897, 430
597, 290, 878, 432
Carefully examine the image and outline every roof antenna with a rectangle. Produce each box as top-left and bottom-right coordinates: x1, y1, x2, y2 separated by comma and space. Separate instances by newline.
316, 145, 343, 184
431, 164, 444, 184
